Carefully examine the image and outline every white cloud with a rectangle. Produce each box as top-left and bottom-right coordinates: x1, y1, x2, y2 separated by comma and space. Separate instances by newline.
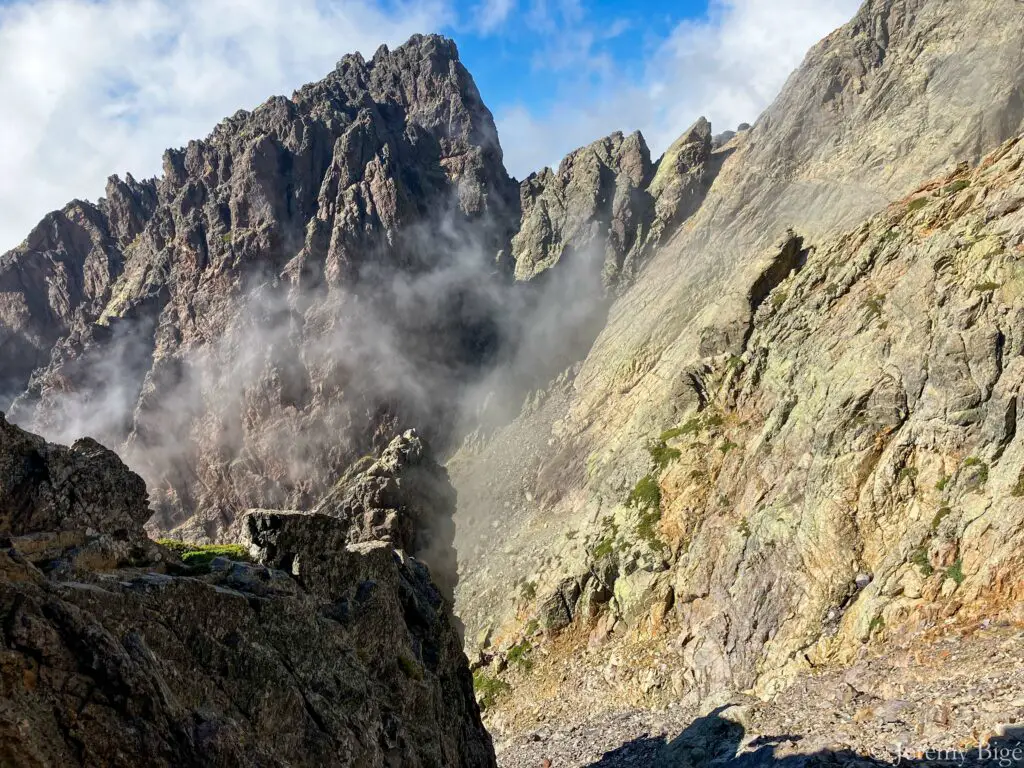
471, 0, 516, 34
0, 0, 448, 252
495, 0, 861, 179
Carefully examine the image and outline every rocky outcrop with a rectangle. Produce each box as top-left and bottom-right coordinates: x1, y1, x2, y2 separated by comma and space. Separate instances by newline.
0, 198, 129, 409
0, 416, 494, 766
511, 120, 713, 290
311, 429, 459, 599
512, 131, 654, 288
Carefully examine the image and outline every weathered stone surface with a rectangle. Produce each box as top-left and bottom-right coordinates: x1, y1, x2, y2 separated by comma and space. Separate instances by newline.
511, 121, 712, 290
0, 421, 494, 767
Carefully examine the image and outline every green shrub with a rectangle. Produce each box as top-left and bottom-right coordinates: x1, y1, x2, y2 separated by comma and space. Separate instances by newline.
935, 474, 949, 491
738, 519, 751, 538
158, 539, 250, 566
628, 474, 661, 512
945, 559, 965, 586
771, 291, 787, 309
647, 440, 681, 471
719, 439, 739, 455
473, 671, 510, 709
869, 615, 885, 635
910, 547, 934, 577
907, 197, 930, 212
507, 640, 533, 670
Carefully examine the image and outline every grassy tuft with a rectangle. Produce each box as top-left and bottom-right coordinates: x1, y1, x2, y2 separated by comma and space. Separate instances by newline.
158, 539, 250, 566
397, 653, 424, 680
1012, 471, 1024, 498
636, 507, 663, 548
592, 535, 615, 559
719, 439, 739, 455
963, 457, 989, 488
628, 474, 661, 512
907, 197, 930, 213
945, 559, 965, 586
507, 639, 533, 671
929, 506, 952, 533
942, 179, 970, 196
647, 440, 682, 472
862, 293, 886, 320
473, 671, 511, 710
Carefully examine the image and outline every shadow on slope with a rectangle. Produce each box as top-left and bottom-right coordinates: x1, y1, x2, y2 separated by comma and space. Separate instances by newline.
589, 707, 1024, 767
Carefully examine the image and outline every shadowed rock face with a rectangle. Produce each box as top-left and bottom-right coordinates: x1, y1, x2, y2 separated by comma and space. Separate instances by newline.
0, 416, 494, 767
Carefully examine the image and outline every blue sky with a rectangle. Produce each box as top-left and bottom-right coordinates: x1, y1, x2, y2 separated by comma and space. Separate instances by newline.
0, 0, 860, 250
455, 0, 703, 115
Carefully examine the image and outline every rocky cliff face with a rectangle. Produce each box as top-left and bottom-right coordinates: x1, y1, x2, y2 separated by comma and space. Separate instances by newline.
449, 0, 1024, 738
511, 119, 713, 291
2, 34, 522, 539
0, 32, 717, 541
0, 413, 493, 767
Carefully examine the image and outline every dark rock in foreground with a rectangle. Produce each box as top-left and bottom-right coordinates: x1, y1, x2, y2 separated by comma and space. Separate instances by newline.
0, 414, 494, 767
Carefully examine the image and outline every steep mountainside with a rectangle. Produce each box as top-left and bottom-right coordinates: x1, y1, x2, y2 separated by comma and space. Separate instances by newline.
449, 0, 1024, 739
0, 415, 492, 766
